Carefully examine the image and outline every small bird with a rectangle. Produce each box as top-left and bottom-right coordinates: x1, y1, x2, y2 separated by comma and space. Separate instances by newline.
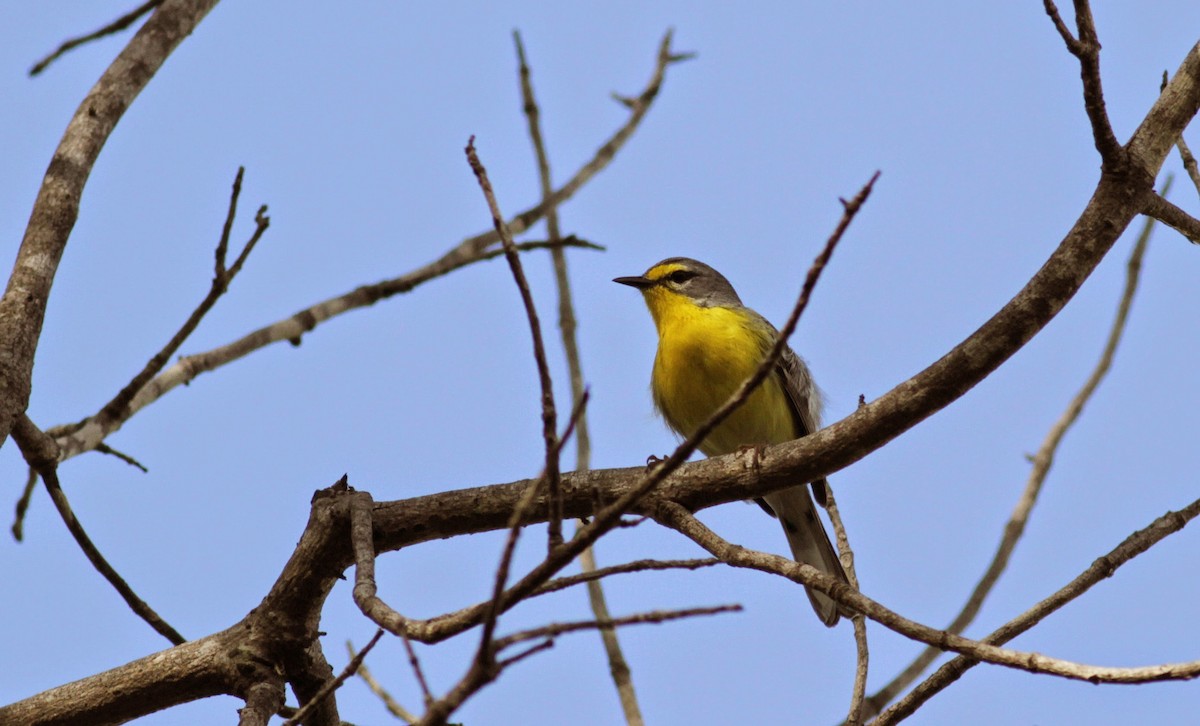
615, 257, 849, 626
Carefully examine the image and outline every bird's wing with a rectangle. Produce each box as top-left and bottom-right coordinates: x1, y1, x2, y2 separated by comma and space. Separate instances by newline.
772, 321, 829, 506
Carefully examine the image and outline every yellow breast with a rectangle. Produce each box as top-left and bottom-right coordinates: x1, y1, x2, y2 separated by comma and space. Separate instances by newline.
647, 295, 797, 456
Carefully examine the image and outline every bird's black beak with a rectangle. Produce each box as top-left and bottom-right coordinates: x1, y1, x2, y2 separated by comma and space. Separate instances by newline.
613, 275, 654, 290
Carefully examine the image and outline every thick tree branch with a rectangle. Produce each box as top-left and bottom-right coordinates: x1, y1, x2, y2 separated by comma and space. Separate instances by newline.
0, 0, 219, 451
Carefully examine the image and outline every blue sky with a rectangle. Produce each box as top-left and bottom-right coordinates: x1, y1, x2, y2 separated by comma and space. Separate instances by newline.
2, 3, 1198, 724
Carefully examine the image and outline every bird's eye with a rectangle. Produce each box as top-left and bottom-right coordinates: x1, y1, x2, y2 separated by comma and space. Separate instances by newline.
666, 270, 695, 285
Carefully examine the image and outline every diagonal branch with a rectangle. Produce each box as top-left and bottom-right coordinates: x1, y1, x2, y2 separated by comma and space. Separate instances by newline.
11, 414, 185, 645
465, 137, 563, 549
1141, 188, 1200, 243
282, 629, 384, 726
43, 26, 683, 467
30, 0, 166, 76
653, 499, 1200, 689
872, 496, 1200, 724
0, 0, 221, 451
857, 184, 1166, 721
99, 167, 269, 428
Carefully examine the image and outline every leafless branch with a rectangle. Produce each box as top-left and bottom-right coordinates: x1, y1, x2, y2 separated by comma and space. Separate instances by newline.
100, 168, 269, 429
465, 137, 563, 549
494, 604, 742, 649
346, 640, 419, 724
824, 487, 868, 725
857, 181, 1166, 721
514, 28, 644, 724
45, 236, 598, 466
531, 557, 720, 598
30, 0, 165, 76
11, 169, 267, 536
283, 629, 384, 726
10, 415, 184, 644
1044, 0, 1123, 165
0, 0, 220, 452
10, 468, 38, 541
1142, 188, 1200, 243
652, 499, 1200, 689
873, 497, 1200, 724
36, 25, 680, 468
1176, 134, 1200, 194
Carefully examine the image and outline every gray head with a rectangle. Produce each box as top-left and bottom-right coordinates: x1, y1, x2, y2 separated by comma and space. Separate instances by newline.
613, 257, 744, 308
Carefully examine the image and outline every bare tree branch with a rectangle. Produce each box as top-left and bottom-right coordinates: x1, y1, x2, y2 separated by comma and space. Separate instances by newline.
825, 487, 868, 725
1142, 189, 1200, 243
652, 499, 1200, 689
1044, 0, 1123, 165
346, 639, 419, 724
283, 629, 383, 726
46, 236, 597, 465
10, 414, 185, 645
30, 0, 165, 76
40, 28, 685, 468
857, 181, 1167, 721
0, 0, 220, 451
465, 137, 563, 548
494, 604, 742, 649
872, 496, 1200, 724
513, 28, 645, 724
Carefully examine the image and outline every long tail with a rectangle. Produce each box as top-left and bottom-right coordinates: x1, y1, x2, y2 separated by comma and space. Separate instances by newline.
762, 480, 849, 627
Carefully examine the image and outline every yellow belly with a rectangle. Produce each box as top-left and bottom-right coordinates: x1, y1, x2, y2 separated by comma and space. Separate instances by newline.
651, 305, 797, 456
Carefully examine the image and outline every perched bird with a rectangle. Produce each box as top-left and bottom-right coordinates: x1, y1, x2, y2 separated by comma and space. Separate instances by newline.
615, 257, 849, 626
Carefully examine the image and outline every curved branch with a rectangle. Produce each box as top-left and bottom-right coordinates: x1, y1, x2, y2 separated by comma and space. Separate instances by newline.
0, 0, 220, 449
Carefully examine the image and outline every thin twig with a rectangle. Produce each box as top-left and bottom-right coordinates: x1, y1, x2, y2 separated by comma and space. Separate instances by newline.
346, 640, 419, 724
872, 498, 1200, 724
97, 168, 269, 427
1175, 134, 1200, 195
282, 629, 384, 726
400, 632, 435, 711
93, 443, 149, 472
465, 137, 563, 551
11, 468, 38, 541
513, 28, 644, 725
12, 170, 267, 536
30, 0, 165, 76
1159, 72, 1200, 195
43, 25, 681, 467
10, 414, 184, 644
652, 499, 1200, 688
531, 557, 720, 598
45, 237, 598, 464
494, 604, 742, 649
1043, 0, 1123, 166
825, 487, 868, 725
859, 193, 1164, 720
